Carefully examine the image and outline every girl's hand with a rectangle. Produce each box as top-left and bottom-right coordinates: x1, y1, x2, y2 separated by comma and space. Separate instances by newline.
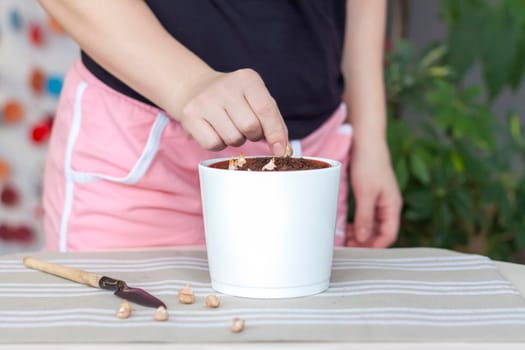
172, 68, 290, 157
36, 1, 289, 156
347, 141, 402, 248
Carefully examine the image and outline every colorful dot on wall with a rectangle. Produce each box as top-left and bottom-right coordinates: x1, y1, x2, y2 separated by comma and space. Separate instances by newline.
47, 16, 64, 34
13, 225, 34, 243
29, 22, 44, 47
8, 8, 22, 31
45, 113, 55, 129
0, 224, 10, 240
30, 121, 51, 144
33, 205, 45, 219
46, 75, 63, 97
0, 158, 10, 182
29, 67, 46, 95
0, 223, 34, 243
2, 99, 24, 124
1, 183, 20, 207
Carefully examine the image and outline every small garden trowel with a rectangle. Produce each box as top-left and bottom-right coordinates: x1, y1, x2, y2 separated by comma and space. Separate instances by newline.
23, 256, 166, 308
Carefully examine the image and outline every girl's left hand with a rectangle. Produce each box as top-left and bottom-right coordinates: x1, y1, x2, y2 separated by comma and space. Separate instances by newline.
346, 141, 402, 248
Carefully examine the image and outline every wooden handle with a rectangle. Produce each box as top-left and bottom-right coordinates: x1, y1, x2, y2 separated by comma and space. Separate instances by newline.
23, 256, 102, 289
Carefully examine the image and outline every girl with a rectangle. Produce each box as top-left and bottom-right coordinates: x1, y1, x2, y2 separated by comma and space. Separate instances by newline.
38, 0, 401, 251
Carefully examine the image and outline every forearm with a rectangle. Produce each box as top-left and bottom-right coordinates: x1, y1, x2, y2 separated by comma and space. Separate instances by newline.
342, 0, 387, 149
38, 0, 212, 117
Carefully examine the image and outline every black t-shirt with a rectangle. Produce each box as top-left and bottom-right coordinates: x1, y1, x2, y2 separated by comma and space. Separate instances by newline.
81, 0, 346, 139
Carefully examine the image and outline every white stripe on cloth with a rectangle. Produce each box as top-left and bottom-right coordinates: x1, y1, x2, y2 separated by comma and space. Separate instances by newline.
3, 307, 525, 316
0, 255, 495, 273
0, 254, 489, 265
3, 313, 525, 323
0, 255, 491, 268
0, 265, 496, 273
2, 307, 525, 328
332, 265, 496, 271
0, 264, 496, 273
3, 319, 525, 328
0, 256, 210, 264
1, 290, 517, 298
0, 280, 518, 297
0, 284, 518, 297
0, 279, 212, 288
332, 255, 490, 263
328, 279, 511, 286
0, 279, 512, 289
0, 280, 514, 290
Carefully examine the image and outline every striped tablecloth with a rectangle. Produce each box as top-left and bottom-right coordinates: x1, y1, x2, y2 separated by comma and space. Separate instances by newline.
1, 247, 524, 343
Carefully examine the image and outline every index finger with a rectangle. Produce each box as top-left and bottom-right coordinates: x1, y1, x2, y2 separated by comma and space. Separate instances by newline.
243, 82, 289, 156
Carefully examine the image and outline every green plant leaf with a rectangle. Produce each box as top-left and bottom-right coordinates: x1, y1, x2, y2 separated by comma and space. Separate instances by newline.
428, 66, 451, 78
419, 45, 448, 70
395, 158, 409, 191
480, 6, 520, 99
450, 190, 474, 221
509, 112, 523, 145
507, 32, 525, 90
516, 233, 525, 249
438, 204, 453, 228
446, 9, 483, 78
440, 0, 487, 26
430, 204, 454, 247
450, 151, 465, 173
405, 190, 434, 221
481, 181, 513, 227
409, 151, 431, 185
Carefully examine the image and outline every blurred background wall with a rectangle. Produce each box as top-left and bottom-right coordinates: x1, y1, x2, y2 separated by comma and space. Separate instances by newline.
0, 0, 78, 254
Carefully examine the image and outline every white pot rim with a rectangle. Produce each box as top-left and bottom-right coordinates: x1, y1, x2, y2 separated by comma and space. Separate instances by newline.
199, 156, 341, 173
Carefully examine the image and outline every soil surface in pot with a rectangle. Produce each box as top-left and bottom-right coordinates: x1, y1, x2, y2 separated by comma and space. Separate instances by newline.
210, 157, 330, 171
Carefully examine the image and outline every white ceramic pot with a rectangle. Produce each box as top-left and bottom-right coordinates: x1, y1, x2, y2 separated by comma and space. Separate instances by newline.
198, 156, 341, 298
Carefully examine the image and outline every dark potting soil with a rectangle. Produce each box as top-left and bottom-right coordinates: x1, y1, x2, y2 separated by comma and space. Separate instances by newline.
209, 157, 330, 171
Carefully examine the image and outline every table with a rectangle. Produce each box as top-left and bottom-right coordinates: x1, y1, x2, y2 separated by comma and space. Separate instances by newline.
0, 247, 525, 350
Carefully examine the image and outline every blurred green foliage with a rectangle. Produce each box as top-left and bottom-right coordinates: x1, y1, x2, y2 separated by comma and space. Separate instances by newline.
350, 0, 525, 261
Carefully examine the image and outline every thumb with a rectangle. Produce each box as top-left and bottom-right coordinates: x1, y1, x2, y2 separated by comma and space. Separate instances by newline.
353, 193, 376, 243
